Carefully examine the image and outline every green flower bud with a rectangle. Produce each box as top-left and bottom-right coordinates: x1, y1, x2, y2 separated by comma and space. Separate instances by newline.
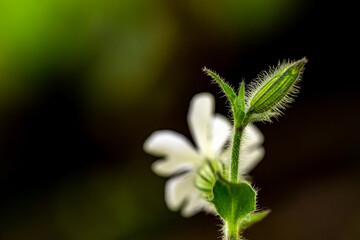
248, 58, 307, 117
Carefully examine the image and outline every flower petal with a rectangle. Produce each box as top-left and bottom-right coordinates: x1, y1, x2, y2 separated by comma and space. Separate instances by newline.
238, 123, 265, 174
242, 123, 264, 149
151, 159, 192, 177
144, 130, 197, 157
210, 113, 231, 158
187, 93, 214, 156
144, 130, 203, 176
181, 191, 207, 217
165, 171, 197, 212
239, 146, 265, 174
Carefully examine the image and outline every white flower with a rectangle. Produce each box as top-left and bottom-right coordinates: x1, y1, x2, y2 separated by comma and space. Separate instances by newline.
144, 93, 265, 217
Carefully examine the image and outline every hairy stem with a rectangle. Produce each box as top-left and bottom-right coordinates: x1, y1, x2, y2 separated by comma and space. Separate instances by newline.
225, 221, 240, 240
230, 126, 244, 182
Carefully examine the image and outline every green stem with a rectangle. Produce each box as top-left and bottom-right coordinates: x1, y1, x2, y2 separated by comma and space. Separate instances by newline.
230, 126, 244, 182
225, 221, 240, 240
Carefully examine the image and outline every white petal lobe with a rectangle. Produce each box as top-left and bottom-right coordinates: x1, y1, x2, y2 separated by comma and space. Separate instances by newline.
144, 130, 198, 157
243, 123, 264, 148
239, 147, 265, 174
144, 130, 203, 176
181, 191, 206, 217
187, 93, 214, 156
210, 114, 231, 158
165, 172, 197, 212
151, 159, 193, 177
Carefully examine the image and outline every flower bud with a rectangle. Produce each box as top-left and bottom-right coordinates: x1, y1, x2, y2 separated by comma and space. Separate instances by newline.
249, 58, 307, 115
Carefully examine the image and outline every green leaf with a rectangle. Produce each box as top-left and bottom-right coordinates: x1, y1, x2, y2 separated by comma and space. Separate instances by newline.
203, 67, 237, 106
233, 82, 246, 127
237, 81, 245, 113
240, 210, 271, 230
211, 176, 256, 223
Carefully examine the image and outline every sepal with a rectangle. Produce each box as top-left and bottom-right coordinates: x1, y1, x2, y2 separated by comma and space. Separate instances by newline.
239, 210, 271, 230
194, 160, 222, 199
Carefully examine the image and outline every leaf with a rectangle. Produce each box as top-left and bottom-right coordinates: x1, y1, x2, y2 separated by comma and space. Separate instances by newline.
237, 81, 245, 113
211, 176, 256, 223
240, 210, 271, 230
233, 82, 246, 127
203, 67, 237, 106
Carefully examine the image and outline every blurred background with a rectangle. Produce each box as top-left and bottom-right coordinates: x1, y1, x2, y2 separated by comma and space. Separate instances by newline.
0, 0, 359, 239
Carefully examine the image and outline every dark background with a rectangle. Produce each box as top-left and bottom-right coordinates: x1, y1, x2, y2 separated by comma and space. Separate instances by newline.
0, 0, 359, 239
